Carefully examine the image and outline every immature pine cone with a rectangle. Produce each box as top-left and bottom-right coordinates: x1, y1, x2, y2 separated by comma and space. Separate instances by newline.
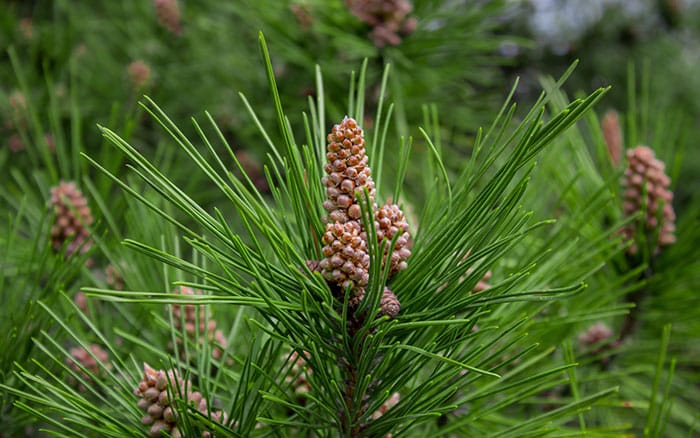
50, 181, 93, 257
374, 202, 411, 276
66, 344, 110, 392
154, 0, 182, 35
620, 146, 676, 254
601, 110, 622, 167
379, 287, 400, 319
135, 364, 225, 438
319, 220, 370, 305
169, 286, 228, 361
322, 116, 375, 224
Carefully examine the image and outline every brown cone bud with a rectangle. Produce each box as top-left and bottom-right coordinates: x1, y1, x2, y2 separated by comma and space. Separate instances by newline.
379, 287, 400, 319
619, 146, 676, 254
50, 181, 93, 257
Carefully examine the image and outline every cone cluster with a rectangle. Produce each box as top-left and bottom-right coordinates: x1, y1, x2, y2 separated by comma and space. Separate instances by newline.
345, 0, 417, 47
169, 286, 227, 361
319, 117, 410, 315
50, 181, 93, 257
154, 0, 182, 35
620, 146, 676, 254
135, 363, 225, 438
66, 344, 110, 392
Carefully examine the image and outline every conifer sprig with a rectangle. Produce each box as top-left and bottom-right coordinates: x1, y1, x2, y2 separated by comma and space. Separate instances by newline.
2, 34, 628, 437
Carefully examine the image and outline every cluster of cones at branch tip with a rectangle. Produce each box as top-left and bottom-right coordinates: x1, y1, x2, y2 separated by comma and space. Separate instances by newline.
601, 110, 676, 255
51, 111, 678, 434
314, 116, 410, 318
573, 111, 678, 358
